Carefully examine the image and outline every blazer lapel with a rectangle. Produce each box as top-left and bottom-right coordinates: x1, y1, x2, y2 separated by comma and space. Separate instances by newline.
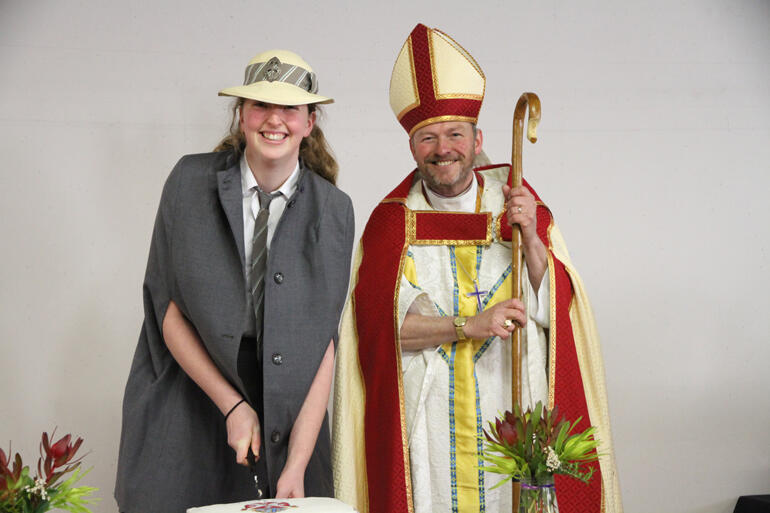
217, 162, 246, 271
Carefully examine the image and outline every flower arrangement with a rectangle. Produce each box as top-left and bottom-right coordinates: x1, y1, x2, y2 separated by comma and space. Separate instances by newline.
0, 430, 97, 513
481, 401, 600, 512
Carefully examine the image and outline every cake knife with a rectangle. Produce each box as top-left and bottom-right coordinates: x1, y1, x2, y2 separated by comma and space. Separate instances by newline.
246, 448, 264, 498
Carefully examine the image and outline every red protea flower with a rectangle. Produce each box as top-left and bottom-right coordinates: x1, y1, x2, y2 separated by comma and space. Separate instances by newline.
0, 447, 9, 495
1, 447, 25, 502
0, 447, 9, 478
38, 430, 85, 485
498, 418, 518, 448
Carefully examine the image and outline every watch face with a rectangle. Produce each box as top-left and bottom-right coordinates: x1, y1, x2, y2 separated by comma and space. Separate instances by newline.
454, 316, 467, 341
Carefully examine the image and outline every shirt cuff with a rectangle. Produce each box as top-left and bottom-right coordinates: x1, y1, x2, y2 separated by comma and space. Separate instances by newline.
530, 268, 551, 327
397, 275, 440, 332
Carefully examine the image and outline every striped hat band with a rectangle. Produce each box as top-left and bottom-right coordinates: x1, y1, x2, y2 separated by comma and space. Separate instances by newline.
244, 57, 318, 94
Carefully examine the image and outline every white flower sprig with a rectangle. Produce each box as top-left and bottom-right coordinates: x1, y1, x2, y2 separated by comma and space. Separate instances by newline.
544, 446, 561, 472
24, 477, 50, 500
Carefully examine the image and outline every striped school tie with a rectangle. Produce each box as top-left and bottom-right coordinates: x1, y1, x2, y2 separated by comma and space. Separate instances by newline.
249, 188, 280, 360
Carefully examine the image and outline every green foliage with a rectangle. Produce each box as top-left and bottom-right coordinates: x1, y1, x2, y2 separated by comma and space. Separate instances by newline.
480, 400, 601, 486
45, 469, 98, 513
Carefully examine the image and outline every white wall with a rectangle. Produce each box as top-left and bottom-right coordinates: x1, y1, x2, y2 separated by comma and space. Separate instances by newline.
1, 1, 768, 512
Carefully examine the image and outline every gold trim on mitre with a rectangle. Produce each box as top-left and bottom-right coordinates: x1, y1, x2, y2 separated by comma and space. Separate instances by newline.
391, 36, 421, 122
408, 115, 478, 136
429, 29, 486, 102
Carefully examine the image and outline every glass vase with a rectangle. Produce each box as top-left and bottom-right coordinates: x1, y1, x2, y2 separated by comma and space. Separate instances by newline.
518, 477, 558, 513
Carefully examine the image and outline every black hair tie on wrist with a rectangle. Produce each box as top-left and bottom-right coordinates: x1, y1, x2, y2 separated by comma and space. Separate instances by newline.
225, 398, 246, 422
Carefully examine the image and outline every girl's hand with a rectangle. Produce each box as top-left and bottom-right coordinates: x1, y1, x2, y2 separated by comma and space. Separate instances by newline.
226, 400, 261, 466
275, 465, 305, 498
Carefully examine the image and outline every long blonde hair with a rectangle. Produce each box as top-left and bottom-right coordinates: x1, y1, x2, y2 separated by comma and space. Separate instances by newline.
214, 99, 339, 185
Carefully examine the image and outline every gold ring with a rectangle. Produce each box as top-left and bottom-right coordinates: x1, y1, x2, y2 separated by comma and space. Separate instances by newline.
517, 206, 523, 214
503, 319, 513, 328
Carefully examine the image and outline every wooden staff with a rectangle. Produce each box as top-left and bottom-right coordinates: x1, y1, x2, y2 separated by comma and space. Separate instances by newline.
510, 92, 541, 513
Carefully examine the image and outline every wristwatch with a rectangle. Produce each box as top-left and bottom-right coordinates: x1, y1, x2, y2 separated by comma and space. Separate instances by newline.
453, 316, 468, 341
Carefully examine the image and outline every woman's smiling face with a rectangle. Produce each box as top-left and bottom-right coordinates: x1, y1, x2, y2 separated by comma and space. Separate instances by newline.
240, 100, 315, 166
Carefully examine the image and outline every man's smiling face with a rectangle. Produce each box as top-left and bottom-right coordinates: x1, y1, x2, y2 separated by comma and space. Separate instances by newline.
410, 121, 482, 197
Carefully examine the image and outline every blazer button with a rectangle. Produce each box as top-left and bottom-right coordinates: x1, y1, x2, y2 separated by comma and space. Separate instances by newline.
273, 272, 283, 284
271, 353, 283, 365
271, 430, 281, 443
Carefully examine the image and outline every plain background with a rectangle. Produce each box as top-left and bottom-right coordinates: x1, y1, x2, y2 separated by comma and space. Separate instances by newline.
1, 1, 768, 512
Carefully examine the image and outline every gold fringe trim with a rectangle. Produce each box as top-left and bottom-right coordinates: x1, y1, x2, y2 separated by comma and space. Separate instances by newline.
395, 205, 415, 513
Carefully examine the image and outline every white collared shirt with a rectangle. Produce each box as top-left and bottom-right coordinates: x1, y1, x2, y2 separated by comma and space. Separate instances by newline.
240, 155, 300, 281
423, 176, 478, 212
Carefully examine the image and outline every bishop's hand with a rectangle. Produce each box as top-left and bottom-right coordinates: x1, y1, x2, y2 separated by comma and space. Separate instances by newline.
502, 184, 548, 290
502, 184, 539, 245
464, 299, 526, 340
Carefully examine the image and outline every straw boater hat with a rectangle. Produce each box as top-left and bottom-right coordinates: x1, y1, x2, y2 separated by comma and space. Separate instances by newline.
389, 23, 486, 136
219, 49, 333, 106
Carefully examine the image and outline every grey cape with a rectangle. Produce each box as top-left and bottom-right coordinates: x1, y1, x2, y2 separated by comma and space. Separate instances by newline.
115, 150, 354, 513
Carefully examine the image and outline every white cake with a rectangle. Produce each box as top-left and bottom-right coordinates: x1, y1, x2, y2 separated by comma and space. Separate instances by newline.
187, 497, 357, 513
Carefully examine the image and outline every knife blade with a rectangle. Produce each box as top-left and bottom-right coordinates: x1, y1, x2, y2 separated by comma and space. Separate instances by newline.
246, 447, 264, 498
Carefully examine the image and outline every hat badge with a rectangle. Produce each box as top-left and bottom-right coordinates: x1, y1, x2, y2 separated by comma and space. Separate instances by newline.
263, 57, 281, 82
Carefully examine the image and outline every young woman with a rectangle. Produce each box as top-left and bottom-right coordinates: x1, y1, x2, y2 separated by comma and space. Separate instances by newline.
115, 50, 354, 513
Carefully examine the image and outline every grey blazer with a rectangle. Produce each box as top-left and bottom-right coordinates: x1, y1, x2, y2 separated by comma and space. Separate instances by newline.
115, 150, 354, 513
